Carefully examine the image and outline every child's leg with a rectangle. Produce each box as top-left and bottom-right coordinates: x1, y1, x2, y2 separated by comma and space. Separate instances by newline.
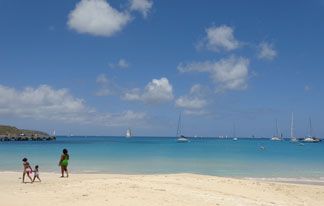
37, 175, 41, 182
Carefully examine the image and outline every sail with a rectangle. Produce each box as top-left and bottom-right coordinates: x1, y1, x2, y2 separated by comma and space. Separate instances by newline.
126, 128, 132, 138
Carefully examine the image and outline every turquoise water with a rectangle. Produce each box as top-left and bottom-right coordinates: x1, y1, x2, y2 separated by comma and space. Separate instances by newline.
1, 136, 324, 181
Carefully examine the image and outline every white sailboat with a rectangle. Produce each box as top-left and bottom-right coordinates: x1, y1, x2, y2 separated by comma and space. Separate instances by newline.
176, 112, 189, 143
233, 123, 238, 141
290, 112, 298, 142
271, 119, 282, 141
303, 118, 321, 143
126, 128, 132, 138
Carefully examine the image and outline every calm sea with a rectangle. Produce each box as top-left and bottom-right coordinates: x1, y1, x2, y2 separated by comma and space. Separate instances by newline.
1, 136, 324, 182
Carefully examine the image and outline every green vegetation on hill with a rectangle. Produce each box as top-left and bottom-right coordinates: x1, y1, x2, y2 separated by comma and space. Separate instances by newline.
0, 125, 49, 136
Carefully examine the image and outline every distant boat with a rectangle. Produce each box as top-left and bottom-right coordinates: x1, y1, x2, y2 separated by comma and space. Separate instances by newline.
271, 119, 282, 141
302, 118, 321, 143
126, 128, 132, 138
290, 112, 298, 142
233, 123, 238, 141
176, 112, 189, 143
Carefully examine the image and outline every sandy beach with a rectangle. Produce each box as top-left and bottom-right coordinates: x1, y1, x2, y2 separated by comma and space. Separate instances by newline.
0, 172, 323, 206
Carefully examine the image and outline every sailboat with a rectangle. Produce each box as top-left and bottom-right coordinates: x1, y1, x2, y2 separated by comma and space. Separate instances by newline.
126, 128, 132, 138
290, 112, 298, 142
303, 118, 321, 143
176, 112, 189, 143
271, 119, 282, 141
233, 123, 238, 141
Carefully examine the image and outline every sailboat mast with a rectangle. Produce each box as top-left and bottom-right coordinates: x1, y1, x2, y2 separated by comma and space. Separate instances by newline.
275, 119, 279, 137
290, 112, 294, 139
309, 118, 313, 137
176, 112, 182, 137
233, 123, 236, 138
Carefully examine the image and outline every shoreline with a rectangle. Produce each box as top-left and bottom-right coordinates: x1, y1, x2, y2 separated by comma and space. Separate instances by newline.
2, 169, 324, 186
1, 172, 324, 206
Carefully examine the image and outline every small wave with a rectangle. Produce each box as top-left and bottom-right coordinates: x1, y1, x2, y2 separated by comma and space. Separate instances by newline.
244, 177, 324, 185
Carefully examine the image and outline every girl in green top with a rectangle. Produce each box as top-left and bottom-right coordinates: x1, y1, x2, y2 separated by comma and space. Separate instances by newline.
59, 148, 69, 178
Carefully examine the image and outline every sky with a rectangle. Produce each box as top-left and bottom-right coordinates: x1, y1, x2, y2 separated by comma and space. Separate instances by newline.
0, 0, 324, 137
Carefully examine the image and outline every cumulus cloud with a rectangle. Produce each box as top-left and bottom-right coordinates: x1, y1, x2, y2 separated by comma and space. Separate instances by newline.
67, 0, 131, 37
129, 0, 153, 18
175, 84, 208, 115
0, 84, 86, 121
123, 77, 174, 104
198, 25, 240, 52
0, 84, 146, 126
109, 58, 129, 69
178, 56, 250, 92
258, 42, 277, 60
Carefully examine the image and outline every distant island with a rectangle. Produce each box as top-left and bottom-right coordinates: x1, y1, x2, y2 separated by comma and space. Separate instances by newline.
0, 125, 55, 141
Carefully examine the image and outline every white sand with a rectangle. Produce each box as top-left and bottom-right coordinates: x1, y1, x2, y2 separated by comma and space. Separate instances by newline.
0, 172, 323, 206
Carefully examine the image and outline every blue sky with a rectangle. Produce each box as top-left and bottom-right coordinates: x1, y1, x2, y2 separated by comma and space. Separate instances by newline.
0, 0, 324, 137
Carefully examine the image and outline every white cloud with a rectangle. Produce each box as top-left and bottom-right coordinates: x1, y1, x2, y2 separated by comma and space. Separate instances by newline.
96, 73, 108, 84
178, 56, 250, 92
0, 85, 86, 121
95, 74, 114, 96
67, 0, 131, 37
129, 0, 153, 18
123, 77, 174, 104
183, 110, 208, 116
123, 88, 141, 101
176, 96, 207, 110
258, 42, 277, 60
175, 84, 208, 115
0, 84, 147, 126
198, 25, 240, 52
109, 58, 129, 69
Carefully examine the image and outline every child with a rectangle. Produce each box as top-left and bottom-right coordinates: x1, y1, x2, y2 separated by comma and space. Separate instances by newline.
22, 158, 33, 183
32, 165, 41, 182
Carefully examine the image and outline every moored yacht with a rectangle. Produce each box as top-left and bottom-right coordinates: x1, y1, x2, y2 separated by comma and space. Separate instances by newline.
271, 119, 282, 141
176, 112, 189, 143
290, 112, 298, 142
302, 118, 321, 143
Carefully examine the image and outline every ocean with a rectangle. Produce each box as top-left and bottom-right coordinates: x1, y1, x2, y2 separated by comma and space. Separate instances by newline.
1, 136, 324, 183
